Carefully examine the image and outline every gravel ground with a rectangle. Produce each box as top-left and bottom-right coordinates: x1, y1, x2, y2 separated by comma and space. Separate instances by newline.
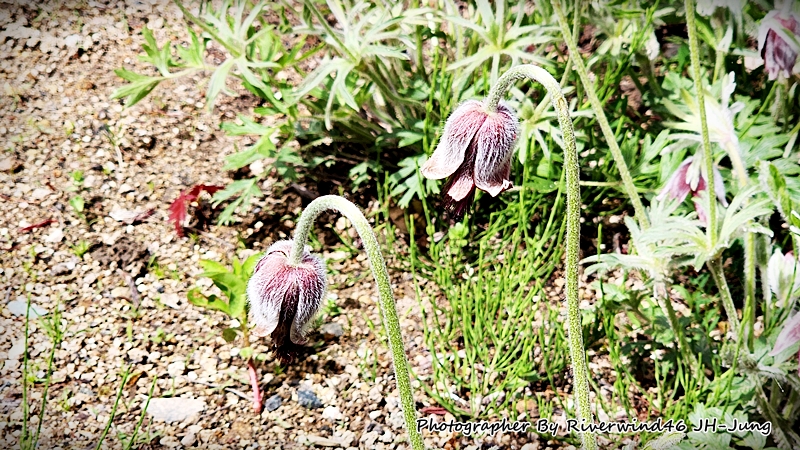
0, 1, 624, 449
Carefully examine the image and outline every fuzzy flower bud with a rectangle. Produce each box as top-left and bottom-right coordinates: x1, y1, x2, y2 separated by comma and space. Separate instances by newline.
421, 99, 519, 219
246, 240, 327, 363
758, 6, 800, 80
768, 249, 800, 307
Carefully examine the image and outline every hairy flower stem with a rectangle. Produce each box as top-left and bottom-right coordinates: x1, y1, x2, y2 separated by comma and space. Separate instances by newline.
708, 258, 741, 340
684, 0, 718, 246
289, 196, 423, 450
247, 358, 262, 413
485, 65, 596, 450
552, 1, 648, 230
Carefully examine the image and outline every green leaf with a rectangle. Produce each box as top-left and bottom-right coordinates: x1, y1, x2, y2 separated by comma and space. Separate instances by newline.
69, 195, 84, 213
111, 68, 164, 107
239, 346, 254, 360
211, 178, 263, 225
222, 327, 239, 343
222, 138, 274, 171
206, 58, 235, 111
176, 28, 206, 67
228, 291, 246, 319
242, 253, 263, 278
760, 161, 793, 221
221, 115, 273, 136
187, 289, 230, 315
198, 259, 229, 277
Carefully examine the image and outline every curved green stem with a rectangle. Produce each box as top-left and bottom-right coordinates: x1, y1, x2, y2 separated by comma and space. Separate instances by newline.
552, 0, 649, 230
485, 65, 596, 450
289, 196, 423, 450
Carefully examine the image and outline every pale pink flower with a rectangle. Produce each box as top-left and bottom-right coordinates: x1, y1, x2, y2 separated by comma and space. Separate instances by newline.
769, 311, 800, 375
246, 240, 327, 363
421, 100, 519, 218
757, 6, 800, 80
656, 156, 728, 223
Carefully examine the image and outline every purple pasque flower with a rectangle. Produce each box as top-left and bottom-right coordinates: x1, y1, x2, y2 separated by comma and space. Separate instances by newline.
246, 240, 327, 363
656, 156, 728, 223
758, 5, 800, 80
421, 99, 519, 219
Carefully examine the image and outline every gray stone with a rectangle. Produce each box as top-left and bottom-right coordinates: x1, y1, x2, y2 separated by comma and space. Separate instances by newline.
264, 394, 282, 412
145, 397, 205, 423
0, 157, 20, 172
297, 388, 323, 409
320, 322, 344, 338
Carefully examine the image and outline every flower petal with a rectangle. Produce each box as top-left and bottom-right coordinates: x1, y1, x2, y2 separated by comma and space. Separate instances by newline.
421, 100, 486, 180
289, 255, 327, 345
473, 102, 519, 197
656, 157, 694, 203
769, 312, 800, 356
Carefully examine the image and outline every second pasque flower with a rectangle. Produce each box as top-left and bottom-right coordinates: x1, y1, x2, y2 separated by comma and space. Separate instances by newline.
421, 99, 519, 218
246, 240, 327, 363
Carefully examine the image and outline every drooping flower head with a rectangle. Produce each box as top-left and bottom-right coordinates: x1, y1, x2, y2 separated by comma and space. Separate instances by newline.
768, 249, 800, 307
656, 156, 728, 224
758, 4, 800, 80
246, 240, 327, 363
421, 99, 519, 219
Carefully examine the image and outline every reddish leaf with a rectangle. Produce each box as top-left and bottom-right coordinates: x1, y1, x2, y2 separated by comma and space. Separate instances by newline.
168, 184, 223, 237
420, 406, 448, 415
132, 209, 155, 224
19, 218, 55, 233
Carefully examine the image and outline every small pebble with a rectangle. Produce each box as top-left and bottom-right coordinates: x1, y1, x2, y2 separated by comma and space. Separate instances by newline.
297, 388, 323, 409
320, 322, 344, 338
264, 394, 282, 412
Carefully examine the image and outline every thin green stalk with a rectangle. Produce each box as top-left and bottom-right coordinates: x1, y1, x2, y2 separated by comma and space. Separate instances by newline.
95, 366, 131, 450
289, 195, 423, 450
124, 376, 158, 450
684, 0, 718, 246
552, 0, 649, 230
21, 298, 30, 450
744, 233, 756, 350
33, 304, 63, 446
485, 65, 596, 450
708, 258, 740, 341
655, 281, 699, 372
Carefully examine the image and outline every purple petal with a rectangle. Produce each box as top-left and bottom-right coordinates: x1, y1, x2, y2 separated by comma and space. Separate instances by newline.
246, 240, 327, 349
421, 100, 486, 180
290, 254, 327, 345
770, 312, 800, 356
657, 157, 694, 203
473, 101, 519, 197
761, 13, 800, 80
444, 144, 477, 202
441, 146, 477, 219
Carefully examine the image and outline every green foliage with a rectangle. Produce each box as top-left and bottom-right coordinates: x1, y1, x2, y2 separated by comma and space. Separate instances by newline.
188, 253, 261, 319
